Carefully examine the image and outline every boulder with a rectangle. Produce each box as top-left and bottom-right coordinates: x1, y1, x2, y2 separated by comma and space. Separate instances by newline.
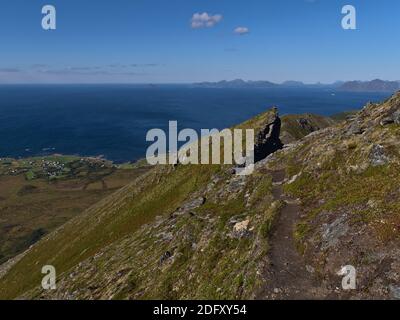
321, 214, 349, 250
232, 219, 250, 238
389, 285, 400, 300
345, 121, 364, 136
370, 144, 389, 166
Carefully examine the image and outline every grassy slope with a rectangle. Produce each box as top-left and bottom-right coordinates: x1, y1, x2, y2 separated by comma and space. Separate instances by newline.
0, 164, 219, 299
280, 114, 335, 144
0, 109, 278, 299
279, 96, 400, 245
26, 172, 280, 300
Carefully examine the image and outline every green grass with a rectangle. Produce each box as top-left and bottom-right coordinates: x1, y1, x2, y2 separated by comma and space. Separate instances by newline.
25, 170, 36, 181
329, 110, 358, 121
280, 114, 335, 143
0, 163, 221, 299
285, 151, 400, 244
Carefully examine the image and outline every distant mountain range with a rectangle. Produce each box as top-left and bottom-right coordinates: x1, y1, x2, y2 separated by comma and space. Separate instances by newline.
193, 79, 340, 89
194, 79, 278, 88
193, 79, 400, 92
339, 79, 400, 92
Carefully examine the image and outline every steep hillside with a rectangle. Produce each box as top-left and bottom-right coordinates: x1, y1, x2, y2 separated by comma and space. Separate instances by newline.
280, 114, 335, 144
1, 93, 400, 300
0, 109, 282, 299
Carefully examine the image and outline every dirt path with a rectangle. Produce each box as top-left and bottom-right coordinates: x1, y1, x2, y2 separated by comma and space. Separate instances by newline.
260, 170, 329, 300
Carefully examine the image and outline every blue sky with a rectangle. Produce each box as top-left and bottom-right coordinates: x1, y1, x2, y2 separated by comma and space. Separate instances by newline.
0, 0, 399, 83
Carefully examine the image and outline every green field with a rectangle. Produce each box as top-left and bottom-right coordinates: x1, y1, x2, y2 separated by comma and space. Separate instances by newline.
0, 156, 151, 265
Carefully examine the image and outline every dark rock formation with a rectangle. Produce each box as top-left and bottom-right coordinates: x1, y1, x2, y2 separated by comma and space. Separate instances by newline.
380, 109, 400, 126
345, 120, 365, 136
297, 118, 316, 132
254, 107, 284, 163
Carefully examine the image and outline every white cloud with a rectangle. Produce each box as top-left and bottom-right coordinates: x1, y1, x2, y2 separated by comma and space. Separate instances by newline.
191, 12, 223, 29
234, 27, 250, 35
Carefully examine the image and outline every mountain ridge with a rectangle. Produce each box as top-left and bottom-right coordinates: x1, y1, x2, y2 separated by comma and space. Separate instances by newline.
340, 79, 400, 92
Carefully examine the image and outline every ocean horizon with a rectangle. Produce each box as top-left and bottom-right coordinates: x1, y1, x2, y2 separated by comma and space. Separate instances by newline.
0, 85, 390, 163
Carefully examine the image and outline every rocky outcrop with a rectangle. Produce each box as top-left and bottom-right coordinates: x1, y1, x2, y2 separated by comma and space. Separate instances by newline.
254, 107, 283, 163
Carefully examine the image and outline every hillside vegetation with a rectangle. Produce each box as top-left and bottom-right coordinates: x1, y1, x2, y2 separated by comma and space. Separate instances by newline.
1, 93, 400, 299
269, 93, 400, 299
280, 114, 335, 144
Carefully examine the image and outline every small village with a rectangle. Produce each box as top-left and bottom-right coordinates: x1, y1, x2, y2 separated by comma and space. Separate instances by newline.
0, 156, 117, 181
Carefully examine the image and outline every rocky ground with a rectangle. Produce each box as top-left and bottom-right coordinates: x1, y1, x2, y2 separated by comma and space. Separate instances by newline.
264, 93, 400, 299
258, 170, 332, 299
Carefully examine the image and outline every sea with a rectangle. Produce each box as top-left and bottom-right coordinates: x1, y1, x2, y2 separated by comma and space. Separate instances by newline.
0, 84, 390, 163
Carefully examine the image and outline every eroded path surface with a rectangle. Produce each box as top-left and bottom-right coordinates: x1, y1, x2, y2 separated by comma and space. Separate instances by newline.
260, 170, 331, 300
